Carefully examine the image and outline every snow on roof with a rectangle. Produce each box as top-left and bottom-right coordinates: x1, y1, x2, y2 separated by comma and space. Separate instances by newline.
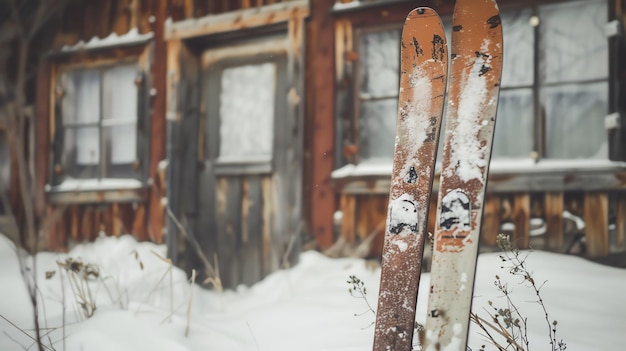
60, 28, 153, 53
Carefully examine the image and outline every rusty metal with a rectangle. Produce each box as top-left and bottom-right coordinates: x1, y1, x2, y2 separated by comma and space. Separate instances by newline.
372, 7, 448, 351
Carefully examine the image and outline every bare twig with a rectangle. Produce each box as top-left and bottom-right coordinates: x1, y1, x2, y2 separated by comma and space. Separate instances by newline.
185, 269, 196, 337
0, 315, 54, 351
165, 205, 222, 291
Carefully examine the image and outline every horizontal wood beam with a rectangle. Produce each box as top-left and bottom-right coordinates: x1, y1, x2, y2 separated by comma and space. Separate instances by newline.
165, 0, 309, 40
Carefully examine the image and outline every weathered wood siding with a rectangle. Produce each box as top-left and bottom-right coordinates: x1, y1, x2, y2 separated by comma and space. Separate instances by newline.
335, 171, 626, 258
329, 0, 626, 260
33, 0, 303, 250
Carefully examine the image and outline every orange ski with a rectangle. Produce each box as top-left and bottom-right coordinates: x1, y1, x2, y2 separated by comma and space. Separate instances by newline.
372, 7, 448, 351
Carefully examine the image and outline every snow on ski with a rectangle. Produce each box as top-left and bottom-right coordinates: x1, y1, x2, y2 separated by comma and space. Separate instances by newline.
372, 7, 448, 351
424, 0, 503, 350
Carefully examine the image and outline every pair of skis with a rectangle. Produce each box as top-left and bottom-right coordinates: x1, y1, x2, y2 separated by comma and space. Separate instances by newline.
373, 1, 503, 351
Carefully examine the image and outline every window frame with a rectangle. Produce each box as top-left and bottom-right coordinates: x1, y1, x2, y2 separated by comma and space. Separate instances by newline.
202, 35, 289, 176
353, 23, 403, 164
46, 41, 152, 204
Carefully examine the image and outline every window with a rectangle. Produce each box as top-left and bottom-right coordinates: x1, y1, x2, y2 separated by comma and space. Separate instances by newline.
54, 62, 145, 186
352, 0, 611, 164
494, 0, 609, 159
539, 0, 608, 159
357, 27, 402, 162
204, 47, 287, 175
218, 62, 276, 163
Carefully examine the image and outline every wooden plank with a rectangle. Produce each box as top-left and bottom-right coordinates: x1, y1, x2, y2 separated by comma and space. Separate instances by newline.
367, 195, 387, 258
215, 177, 230, 285
81, 206, 94, 242
355, 196, 368, 243
102, 205, 113, 236
48, 206, 65, 250
306, 0, 336, 249
584, 192, 609, 257
111, 203, 121, 236
165, 1, 310, 40
112, 0, 132, 35
617, 192, 626, 251
512, 193, 530, 249
35, 61, 51, 220
226, 177, 242, 287
544, 192, 564, 250
130, 0, 139, 30
55, 209, 66, 251
240, 177, 251, 279
339, 194, 356, 243
131, 204, 146, 241
261, 176, 275, 276
184, 0, 194, 19
119, 203, 135, 235
482, 195, 501, 247
93, 206, 102, 240
215, 177, 243, 288
241, 176, 263, 285
70, 205, 80, 241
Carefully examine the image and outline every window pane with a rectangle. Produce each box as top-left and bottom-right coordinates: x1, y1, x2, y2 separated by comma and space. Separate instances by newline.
63, 70, 100, 125
501, 9, 534, 87
104, 124, 137, 165
103, 64, 138, 122
544, 82, 608, 159
540, 0, 608, 83
492, 89, 534, 158
219, 62, 276, 160
359, 99, 397, 160
359, 28, 401, 98
63, 127, 99, 178
103, 125, 138, 178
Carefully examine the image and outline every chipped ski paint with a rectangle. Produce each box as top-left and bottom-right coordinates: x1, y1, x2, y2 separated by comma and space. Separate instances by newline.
373, 7, 448, 351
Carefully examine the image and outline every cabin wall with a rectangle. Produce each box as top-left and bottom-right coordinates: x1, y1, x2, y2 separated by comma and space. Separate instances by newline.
327, 0, 626, 258
3, 0, 625, 262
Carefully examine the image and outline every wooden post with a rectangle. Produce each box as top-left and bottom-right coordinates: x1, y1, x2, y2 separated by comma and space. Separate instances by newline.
306, 0, 336, 250
584, 192, 609, 257
147, 0, 168, 244
616, 192, 626, 251
482, 194, 501, 246
512, 193, 530, 249
70, 205, 80, 241
340, 194, 356, 243
544, 192, 564, 251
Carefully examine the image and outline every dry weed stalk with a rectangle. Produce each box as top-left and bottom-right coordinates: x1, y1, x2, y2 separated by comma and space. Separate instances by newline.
469, 234, 566, 351
56, 258, 100, 319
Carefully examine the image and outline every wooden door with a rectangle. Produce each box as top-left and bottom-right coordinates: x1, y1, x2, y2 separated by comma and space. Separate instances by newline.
197, 38, 302, 289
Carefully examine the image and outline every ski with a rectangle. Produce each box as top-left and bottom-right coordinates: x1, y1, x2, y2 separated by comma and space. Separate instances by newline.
424, 0, 503, 350
373, 7, 448, 351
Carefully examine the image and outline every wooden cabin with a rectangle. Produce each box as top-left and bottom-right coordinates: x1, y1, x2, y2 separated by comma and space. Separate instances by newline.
0, 0, 624, 289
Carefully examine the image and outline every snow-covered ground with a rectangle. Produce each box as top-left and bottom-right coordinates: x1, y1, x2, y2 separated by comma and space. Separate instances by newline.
0, 233, 624, 351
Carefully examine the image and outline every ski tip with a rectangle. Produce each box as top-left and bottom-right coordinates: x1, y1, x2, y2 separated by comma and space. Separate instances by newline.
407, 7, 439, 21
